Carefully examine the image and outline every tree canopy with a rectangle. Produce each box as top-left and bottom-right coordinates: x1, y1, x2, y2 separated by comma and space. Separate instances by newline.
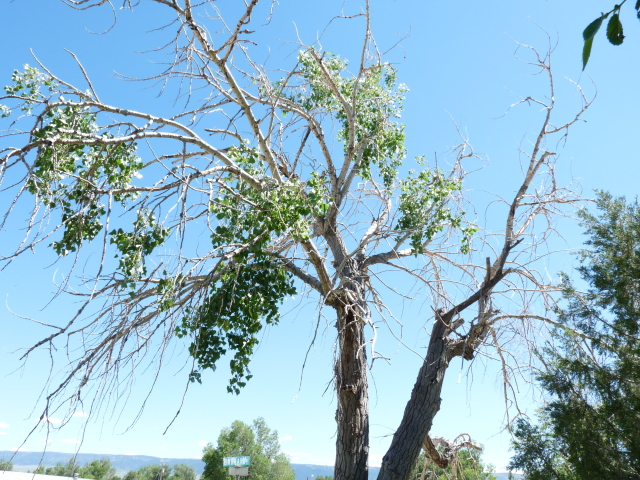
34, 458, 119, 480
0, 1, 592, 479
0, 459, 13, 472
201, 418, 293, 480
508, 191, 640, 479
123, 463, 195, 480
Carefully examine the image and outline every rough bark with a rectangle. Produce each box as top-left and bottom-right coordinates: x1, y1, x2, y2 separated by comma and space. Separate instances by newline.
377, 314, 455, 480
334, 302, 369, 480
328, 258, 370, 480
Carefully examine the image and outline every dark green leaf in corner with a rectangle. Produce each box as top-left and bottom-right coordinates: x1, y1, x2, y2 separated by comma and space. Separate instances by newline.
607, 13, 625, 45
583, 14, 605, 41
582, 15, 605, 69
582, 37, 595, 70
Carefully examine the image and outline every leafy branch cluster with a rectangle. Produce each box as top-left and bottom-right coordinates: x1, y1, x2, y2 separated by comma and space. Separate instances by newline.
396, 158, 476, 255
5, 65, 145, 257
281, 50, 407, 188
582, 0, 640, 68
176, 144, 330, 392
3, 64, 59, 115
110, 210, 170, 290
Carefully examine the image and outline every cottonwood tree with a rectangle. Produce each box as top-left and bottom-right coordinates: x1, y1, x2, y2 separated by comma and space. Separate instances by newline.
0, 2, 590, 480
202, 417, 294, 480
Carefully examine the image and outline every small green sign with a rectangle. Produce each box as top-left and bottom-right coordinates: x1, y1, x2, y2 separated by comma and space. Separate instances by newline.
223, 456, 251, 467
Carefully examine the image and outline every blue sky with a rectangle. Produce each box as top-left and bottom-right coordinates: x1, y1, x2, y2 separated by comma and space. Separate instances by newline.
1, 0, 639, 474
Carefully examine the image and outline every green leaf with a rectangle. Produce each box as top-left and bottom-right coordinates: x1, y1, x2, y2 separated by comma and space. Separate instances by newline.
583, 15, 605, 41
606, 13, 624, 45
582, 15, 605, 69
582, 36, 595, 70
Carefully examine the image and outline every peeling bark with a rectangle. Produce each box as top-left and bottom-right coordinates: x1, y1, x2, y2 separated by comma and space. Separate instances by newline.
334, 303, 369, 480
329, 260, 370, 480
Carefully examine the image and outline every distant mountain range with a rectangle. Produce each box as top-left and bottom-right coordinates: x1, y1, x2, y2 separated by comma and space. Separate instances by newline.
0, 451, 517, 480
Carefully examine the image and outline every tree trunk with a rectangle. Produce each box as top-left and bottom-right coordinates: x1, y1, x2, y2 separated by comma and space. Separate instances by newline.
332, 288, 370, 480
377, 316, 453, 480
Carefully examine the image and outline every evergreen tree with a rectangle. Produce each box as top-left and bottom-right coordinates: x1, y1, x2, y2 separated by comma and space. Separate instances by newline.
509, 191, 640, 479
509, 417, 577, 480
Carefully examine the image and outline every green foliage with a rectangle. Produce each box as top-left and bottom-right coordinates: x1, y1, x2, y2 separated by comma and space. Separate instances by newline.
315, 476, 333, 480
4, 65, 144, 258
201, 417, 294, 480
508, 418, 576, 480
0, 459, 13, 471
3, 64, 59, 115
2, 54, 474, 399
81, 458, 120, 480
34, 459, 79, 477
176, 250, 296, 392
409, 448, 496, 480
277, 52, 475, 254
396, 159, 476, 255
582, 15, 605, 69
5, 66, 152, 264
171, 464, 196, 480
175, 142, 332, 393
509, 191, 640, 479
33, 458, 119, 480
123, 463, 194, 480
110, 210, 170, 290
582, 1, 640, 69
212, 142, 331, 242
280, 50, 407, 188
606, 12, 625, 45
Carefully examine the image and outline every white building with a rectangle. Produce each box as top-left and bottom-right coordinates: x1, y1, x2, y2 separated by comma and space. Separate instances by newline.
0, 473, 91, 480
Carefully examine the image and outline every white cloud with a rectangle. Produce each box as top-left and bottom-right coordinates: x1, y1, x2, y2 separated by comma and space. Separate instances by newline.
0, 431, 7, 435
0, 422, 9, 428
59, 438, 79, 444
368, 454, 383, 467
72, 412, 88, 418
198, 440, 209, 447
278, 435, 293, 442
124, 452, 138, 456
10, 448, 30, 452
39, 438, 52, 445
161, 445, 166, 449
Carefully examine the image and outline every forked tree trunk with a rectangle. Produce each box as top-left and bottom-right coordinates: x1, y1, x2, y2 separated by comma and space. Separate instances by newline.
377, 316, 454, 480
333, 291, 370, 480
